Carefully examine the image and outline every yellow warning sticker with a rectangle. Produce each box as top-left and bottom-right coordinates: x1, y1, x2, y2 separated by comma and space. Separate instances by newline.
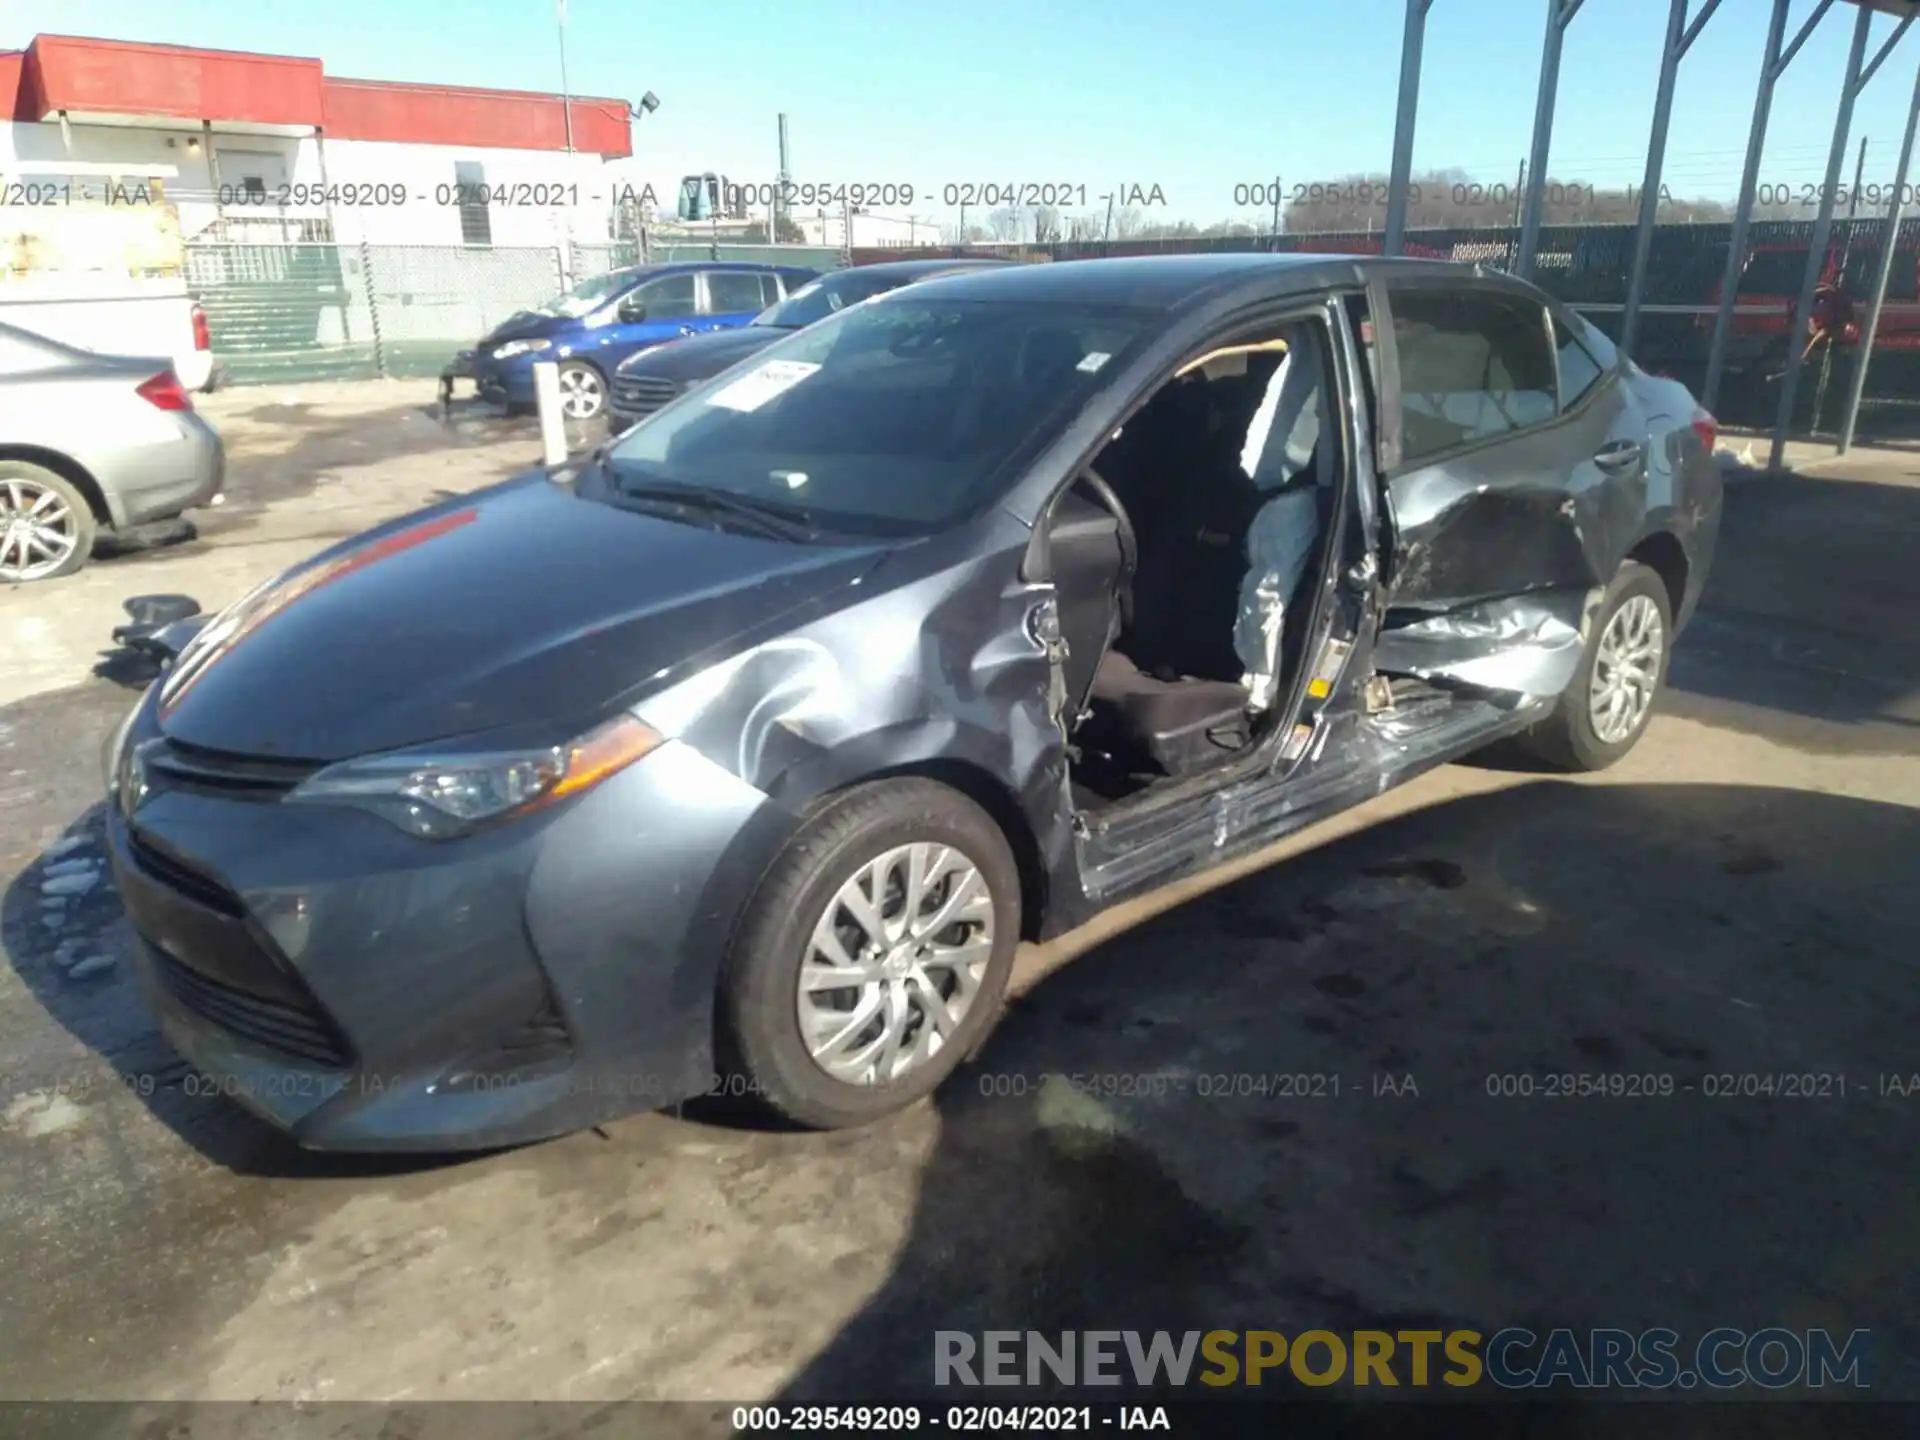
1305, 637, 1352, 702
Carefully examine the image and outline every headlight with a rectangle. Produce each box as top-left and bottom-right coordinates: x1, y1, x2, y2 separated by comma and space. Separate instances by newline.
104, 697, 142, 794
492, 338, 553, 360
285, 713, 663, 839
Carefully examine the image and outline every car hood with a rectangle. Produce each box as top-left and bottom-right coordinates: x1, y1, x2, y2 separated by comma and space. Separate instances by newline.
617, 325, 787, 383
153, 475, 889, 762
479, 310, 582, 346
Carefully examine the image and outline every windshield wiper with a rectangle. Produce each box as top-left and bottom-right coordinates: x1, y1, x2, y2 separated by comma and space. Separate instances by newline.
611, 474, 815, 542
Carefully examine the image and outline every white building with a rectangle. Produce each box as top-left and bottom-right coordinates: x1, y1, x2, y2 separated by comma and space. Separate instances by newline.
0, 33, 637, 250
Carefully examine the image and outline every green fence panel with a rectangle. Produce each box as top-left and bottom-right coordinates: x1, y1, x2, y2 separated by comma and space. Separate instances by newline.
185, 243, 376, 386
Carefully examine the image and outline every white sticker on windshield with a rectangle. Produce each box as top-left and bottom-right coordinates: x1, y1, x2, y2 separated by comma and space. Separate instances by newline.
1076, 351, 1111, 373
707, 359, 821, 413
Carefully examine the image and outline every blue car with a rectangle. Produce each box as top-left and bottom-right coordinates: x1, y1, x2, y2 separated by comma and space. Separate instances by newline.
448, 261, 819, 420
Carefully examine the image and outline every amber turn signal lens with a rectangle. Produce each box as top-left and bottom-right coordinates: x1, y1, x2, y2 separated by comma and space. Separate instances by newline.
548, 714, 665, 802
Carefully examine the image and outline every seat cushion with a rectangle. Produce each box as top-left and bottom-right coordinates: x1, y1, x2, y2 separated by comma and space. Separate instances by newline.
1088, 651, 1252, 777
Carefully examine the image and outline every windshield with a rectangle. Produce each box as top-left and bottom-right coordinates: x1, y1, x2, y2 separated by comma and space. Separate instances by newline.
753, 270, 909, 329
601, 296, 1148, 538
534, 269, 640, 319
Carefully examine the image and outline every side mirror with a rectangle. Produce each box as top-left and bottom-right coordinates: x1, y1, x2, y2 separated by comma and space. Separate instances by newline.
619, 298, 647, 323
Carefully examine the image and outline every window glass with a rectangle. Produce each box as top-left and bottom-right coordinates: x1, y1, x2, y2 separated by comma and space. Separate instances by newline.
602, 298, 1146, 537
706, 271, 772, 316
1388, 289, 1557, 462
633, 273, 698, 320
1553, 314, 1606, 410
756, 270, 904, 328
761, 273, 785, 306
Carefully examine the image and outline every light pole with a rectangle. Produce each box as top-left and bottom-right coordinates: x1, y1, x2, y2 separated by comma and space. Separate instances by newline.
556, 0, 574, 154
626, 92, 660, 253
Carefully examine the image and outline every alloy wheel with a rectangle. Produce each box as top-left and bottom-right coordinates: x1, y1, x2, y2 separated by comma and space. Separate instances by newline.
0, 478, 81, 582
558, 367, 604, 419
797, 842, 996, 1087
1588, 594, 1664, 745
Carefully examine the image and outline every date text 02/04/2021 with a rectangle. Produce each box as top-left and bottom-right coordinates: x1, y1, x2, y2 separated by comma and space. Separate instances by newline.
730, 1404, 1173, 1432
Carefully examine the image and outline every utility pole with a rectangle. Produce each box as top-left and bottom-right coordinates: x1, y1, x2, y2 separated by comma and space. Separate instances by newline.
776, 113, 791, 241
1849, 135, 1869, 217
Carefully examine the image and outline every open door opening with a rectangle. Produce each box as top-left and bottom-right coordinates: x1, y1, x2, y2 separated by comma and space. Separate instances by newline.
1046, 316, 1346, 812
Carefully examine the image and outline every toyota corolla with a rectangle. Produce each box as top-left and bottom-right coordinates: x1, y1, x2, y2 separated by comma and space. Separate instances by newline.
104, 255, 1720, 1151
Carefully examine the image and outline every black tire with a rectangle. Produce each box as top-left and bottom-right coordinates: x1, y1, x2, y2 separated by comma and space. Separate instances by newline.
0, 460, 97, 583
718, 778, 1021, 1130
1516, 560, 1672, 772
556, 360, 607, 421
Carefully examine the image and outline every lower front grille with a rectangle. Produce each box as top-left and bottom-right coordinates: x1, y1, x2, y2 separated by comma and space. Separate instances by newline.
150, 943, 352, 1069
128, 829, 245, 917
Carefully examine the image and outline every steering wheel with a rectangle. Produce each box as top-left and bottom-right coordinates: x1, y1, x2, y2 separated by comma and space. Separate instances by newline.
1075, 466, 1138, 629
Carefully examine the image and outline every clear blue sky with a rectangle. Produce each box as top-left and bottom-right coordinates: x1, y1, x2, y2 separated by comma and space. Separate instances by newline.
11, 0, 1920, 225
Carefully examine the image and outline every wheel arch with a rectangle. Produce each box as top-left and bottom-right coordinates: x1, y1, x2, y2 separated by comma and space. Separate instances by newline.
1625, 529, 1688, 620
790, 759, 1051, 944
0, 445, 115, 528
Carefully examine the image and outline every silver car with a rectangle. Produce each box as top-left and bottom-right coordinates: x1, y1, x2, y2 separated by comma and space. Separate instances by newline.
0, 319, 224, 583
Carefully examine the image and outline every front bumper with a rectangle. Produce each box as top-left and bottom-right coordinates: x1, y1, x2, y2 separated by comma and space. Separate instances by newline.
453, 348, 540, 409
106, 700, 796, 1151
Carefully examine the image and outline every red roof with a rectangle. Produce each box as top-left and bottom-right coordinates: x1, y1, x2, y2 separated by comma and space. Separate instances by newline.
1, 34, 631, 157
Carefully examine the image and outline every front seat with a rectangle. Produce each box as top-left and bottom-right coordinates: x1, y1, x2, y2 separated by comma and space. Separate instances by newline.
1119, 380, 1265, 682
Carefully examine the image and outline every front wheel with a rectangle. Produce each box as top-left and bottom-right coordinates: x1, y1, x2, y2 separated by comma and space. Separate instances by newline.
1517, 560, 1672, 771
718, 779, 1021, 1129
555, 361, 606, 420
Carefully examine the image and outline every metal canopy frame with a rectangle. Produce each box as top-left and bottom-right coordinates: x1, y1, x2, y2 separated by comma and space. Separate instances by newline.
1378, 0, 1920, 463
1622, 0, 1726, 356
1769, 1, 1915, 467
1837, 51, 1920, 451
1517, 0, 1587, 279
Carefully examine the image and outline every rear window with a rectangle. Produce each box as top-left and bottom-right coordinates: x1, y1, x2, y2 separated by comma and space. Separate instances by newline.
1387, 288, 1557, 463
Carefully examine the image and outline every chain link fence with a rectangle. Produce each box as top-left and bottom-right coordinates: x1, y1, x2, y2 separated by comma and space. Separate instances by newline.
188, 240, 844, 386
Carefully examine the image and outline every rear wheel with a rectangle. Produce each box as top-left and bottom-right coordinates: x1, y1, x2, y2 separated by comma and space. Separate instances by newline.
718, 779, 1020, 1129
556, 361, 607, 420
1517, 560, 1671, 771
0, 462, 95, 583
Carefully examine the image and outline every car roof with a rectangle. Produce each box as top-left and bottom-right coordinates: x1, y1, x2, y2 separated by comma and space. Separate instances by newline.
615, 261, 813, 277
896, 252, 1502, 313
832, 258, 1013, 281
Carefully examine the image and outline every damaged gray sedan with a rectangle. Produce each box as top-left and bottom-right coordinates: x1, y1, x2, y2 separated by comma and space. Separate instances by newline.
105, 254, 1719, 1149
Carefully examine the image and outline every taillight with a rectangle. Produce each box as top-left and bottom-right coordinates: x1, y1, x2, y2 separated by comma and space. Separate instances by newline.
137, 371, 193, 412
1691, 408, 1717, 453
191, 303, 211, 352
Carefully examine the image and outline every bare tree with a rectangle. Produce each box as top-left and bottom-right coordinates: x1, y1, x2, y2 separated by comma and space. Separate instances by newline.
1032, 204, 1064, 243
1109, 205, 1147, 239
987, 206, 1024, 242
1278, 168, 1740, 235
